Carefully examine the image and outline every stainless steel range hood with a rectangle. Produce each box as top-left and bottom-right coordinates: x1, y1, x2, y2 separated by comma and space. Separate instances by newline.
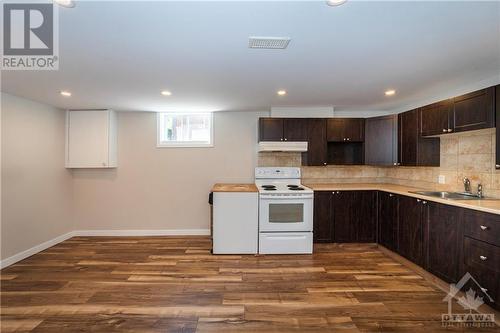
258, 141, 308, 152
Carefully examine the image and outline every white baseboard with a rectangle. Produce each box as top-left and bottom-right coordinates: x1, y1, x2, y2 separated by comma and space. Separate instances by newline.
0, 231, 75, 269
73, 229, 211, 237
0, 229, 211, 269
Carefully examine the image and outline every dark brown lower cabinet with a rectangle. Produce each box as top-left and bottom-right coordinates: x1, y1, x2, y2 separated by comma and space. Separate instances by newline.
398, 196, 425, 266
426, 203, 461, 283
378, 191, 398, 251
462, 237, 500, 309
313, 191, 333, 243
313, 191, 376, 243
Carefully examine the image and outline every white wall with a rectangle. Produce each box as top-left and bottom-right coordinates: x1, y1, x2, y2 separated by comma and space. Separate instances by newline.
72, 111, 266, 231
1, 93, 73, 260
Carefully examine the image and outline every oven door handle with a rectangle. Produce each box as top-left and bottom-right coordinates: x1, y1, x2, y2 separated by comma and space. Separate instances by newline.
263, 234, 308, 240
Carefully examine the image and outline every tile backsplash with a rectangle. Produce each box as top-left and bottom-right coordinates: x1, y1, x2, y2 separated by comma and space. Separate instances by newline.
257, 128, 500, 198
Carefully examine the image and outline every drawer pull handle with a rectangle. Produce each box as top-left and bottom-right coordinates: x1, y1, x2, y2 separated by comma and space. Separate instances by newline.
479, 255, 487, 261
480, 225, 488, 231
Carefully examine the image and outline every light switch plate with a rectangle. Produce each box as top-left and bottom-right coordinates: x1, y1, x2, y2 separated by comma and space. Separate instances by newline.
438, 175, 446, 184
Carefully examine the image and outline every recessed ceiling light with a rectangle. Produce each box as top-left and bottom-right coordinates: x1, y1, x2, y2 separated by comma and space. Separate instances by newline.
277, 90, 287, 96
53, 0, 76, 8
60, 90, 72, 97
161, 90, 172, 96
385, 89, 396, 96
326, 0, 348, 7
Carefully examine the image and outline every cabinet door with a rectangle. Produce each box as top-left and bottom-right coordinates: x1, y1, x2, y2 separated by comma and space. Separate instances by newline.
67, 110, 110, 168
343, 119, 365, 142
355, 191, 377, 242
333, 191, 355, 242
365, 115, 398, 166
452, 87, 495, 133
398, 110, 418, 166
462, 237, 500, 310
305, 119, 327, 166
426, 203, 461, 283
420, 100, 452, 136
283, 118, 309, 141
326, 119, 344, 142
259, 118, 283, 141
398, 196, 424, 265
313, 191, 333, 243
378, 192, 398, 251
496, 85, 500, 170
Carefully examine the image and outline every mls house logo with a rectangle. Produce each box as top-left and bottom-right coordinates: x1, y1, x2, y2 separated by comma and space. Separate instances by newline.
2, 2, 59, 70
442, 272, 496, 328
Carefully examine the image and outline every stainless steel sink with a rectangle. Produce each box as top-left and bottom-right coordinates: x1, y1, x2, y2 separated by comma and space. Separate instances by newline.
409, 191, 486, 200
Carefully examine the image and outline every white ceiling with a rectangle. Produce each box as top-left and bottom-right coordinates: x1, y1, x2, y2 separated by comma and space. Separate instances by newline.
2, 1, 500, 114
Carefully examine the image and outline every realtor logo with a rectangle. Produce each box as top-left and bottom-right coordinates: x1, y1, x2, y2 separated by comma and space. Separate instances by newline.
2, 2, 59, 70
442, 272, 496, 328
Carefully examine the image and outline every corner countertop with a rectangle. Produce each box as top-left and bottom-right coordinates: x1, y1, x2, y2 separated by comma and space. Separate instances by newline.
212, 183, 258, 193
305, 183, 500, 216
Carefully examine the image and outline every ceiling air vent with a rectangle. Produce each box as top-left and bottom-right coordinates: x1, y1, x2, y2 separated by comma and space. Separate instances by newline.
248, 36, 290, 49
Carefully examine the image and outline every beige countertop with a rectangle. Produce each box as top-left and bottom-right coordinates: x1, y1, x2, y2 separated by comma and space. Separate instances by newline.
212, 183, 258, 193
305, 183, 500, 216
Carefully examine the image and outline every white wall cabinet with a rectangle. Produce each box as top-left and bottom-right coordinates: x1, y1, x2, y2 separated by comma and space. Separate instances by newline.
66, 110, 117, 168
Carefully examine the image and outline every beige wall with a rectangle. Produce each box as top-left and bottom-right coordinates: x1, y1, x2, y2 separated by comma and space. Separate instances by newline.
259, 128, 500, 198
1, 93, 73, 260
72, 111, 265, 231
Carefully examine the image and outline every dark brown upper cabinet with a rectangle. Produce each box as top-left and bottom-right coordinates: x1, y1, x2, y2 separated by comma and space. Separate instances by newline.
259, 118, 310, 142
420, 87, 495, 137
398, 109, 440, 167
304, 118, 328, 166
452, 87, 495, 133
496, 85, 500, 170
327, 118, 365, 142
283, 118, 309, 141
365, 115, 398, 166
419, 100, 453, 136
259, 118, 284, 141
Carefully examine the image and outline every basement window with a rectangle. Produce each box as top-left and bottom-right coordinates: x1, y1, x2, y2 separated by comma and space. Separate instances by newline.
157, 113, 213, 147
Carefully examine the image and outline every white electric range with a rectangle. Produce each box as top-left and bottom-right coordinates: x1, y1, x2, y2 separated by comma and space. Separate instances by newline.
255, 167, 313, 254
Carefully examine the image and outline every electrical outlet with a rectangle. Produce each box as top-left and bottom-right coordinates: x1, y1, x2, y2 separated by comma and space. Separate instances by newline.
438, 175, 446, 184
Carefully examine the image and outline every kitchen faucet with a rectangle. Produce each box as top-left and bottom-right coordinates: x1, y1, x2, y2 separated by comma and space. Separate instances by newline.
463, 177, 471, 193
477, 184, 483, 198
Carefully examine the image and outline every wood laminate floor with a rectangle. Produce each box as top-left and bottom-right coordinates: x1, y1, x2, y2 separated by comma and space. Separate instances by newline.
1, 237, 498, 332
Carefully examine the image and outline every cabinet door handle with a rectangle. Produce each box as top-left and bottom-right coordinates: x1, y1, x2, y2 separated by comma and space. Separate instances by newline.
442, 129, 447, 133
389, 194, 394, 197
479, 255, 487, 261
323, 162, 327, 166
496, 164, 500, 169
284, 138, 287, 141
416, 199, 421, 202
422, 201, 427, 205
481, 287, 488, 293
347, 138, 350, 141
332, 191, 336, 195
447, 129, 453, 133
280, 138, 283, 141
480, 225, 488, 231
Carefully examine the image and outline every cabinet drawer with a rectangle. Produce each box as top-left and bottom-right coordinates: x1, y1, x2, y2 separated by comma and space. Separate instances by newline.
464, 237, 500, 274
463, 210, 500, 247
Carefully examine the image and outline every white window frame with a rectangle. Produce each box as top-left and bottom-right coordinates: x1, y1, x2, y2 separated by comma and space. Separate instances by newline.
156, 112, 214, 148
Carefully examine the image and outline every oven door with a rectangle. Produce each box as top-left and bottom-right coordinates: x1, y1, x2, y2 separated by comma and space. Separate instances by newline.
259, 195, 313, 232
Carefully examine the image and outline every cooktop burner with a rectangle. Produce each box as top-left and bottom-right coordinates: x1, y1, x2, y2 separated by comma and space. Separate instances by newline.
289, 187, 305, 191
261, 185, 276, 189
287, 184, 299, 188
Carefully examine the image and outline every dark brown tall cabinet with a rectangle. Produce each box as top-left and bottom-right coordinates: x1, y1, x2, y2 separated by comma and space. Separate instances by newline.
398, 196, 426, 266
398, 109, 440, 166
305, 119, 327, 166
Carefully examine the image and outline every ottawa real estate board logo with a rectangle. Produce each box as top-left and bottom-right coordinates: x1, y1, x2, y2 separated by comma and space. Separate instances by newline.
2, 1, 59, 70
